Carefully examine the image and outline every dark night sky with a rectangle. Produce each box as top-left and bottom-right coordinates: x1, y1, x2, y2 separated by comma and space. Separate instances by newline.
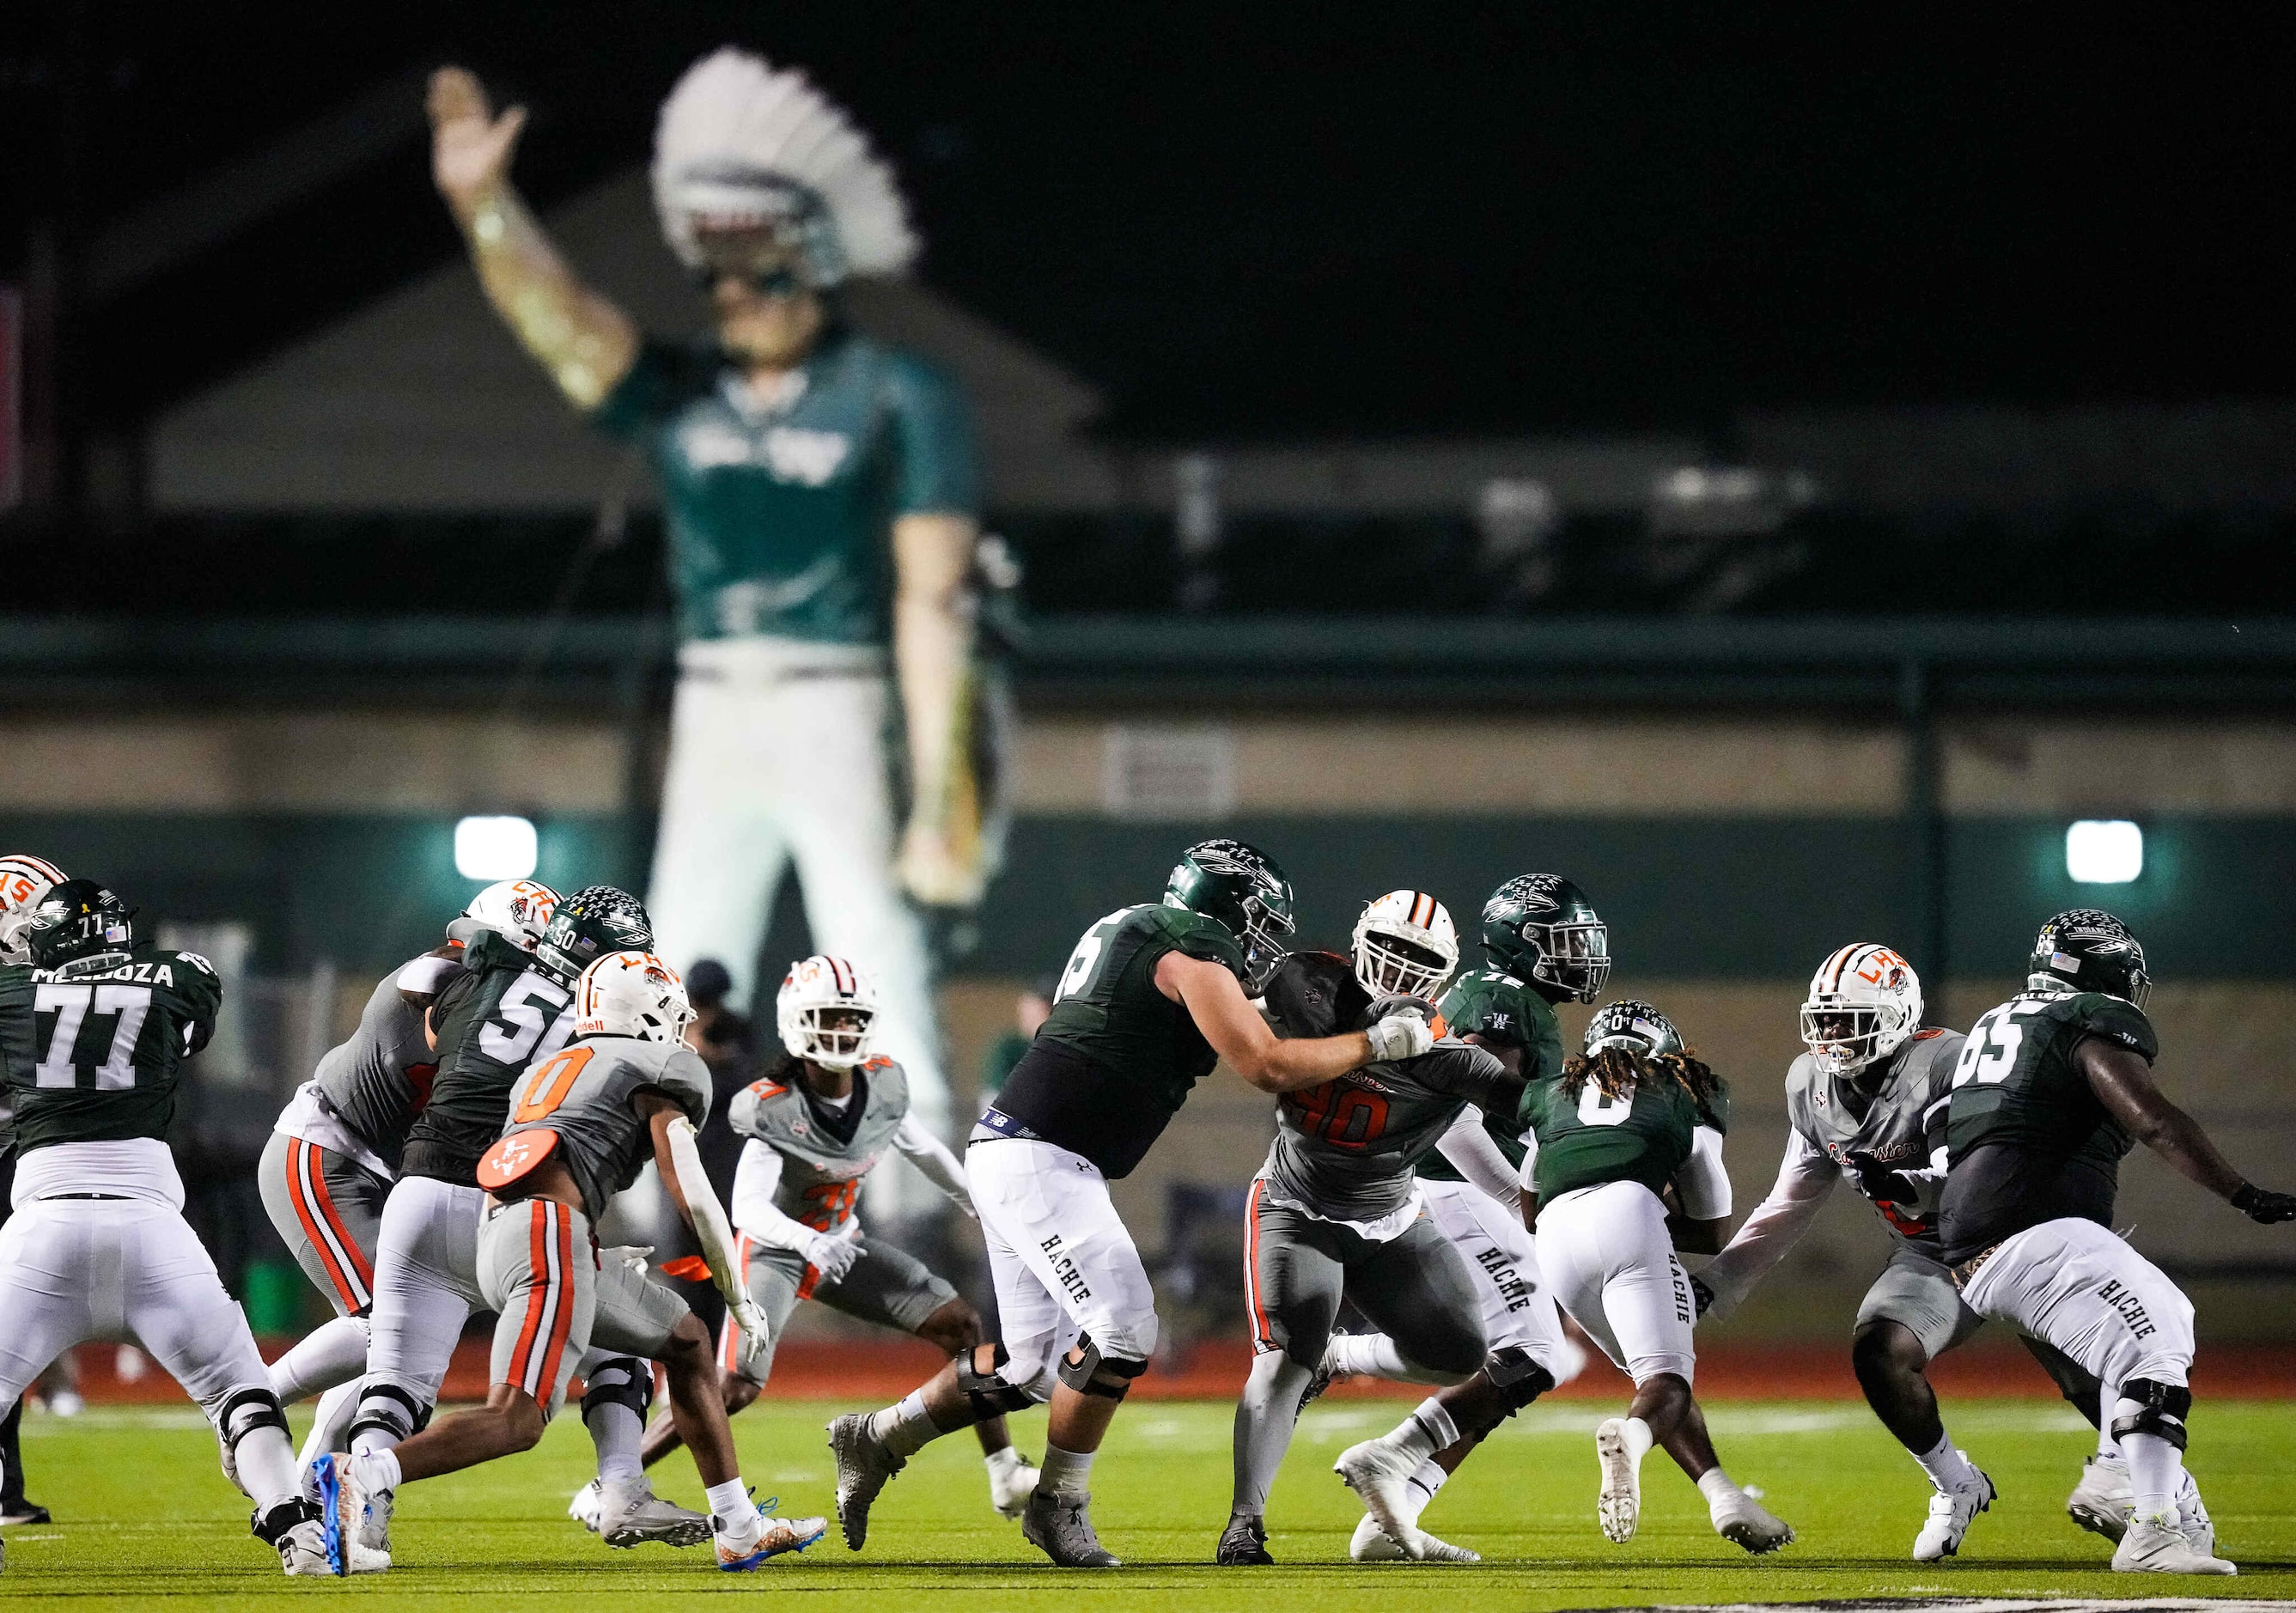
9, 4, 2296, 441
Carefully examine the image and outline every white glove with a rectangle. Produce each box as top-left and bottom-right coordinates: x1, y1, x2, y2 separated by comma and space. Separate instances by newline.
731, 1297, 771, 1354
801, 1228, 862, 1283
1365, 1012, 1435, 1062
600, 1245, 655, 1276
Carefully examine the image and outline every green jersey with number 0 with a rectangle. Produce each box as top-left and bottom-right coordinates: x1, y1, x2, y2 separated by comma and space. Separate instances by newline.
1419, 967, 1564, 1182
1522, 1064, 1728, 1205
0, 946, 222, 1153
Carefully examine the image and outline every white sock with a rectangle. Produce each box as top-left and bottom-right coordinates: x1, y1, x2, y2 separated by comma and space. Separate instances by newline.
298, 1380, 362, 1470
2122, 1429, 2183, 1523
1326, 1334, 1413, 1379
1041, 1441, 1094, 1498
1909, 1431, 1979, 1493
1622, 1415, 1654, 1470
1387, 1397, 1461, 1462
266, 1316, 370, 1403
706, 1477, 753, 1527
870, 1391, 941, 1458
986, 1446, 1028, 1475
352, 1447, 402, 1494
2098, 1425, 2121, 1459
234, 1425, 304, 1508
1696, 1465, 1742, 1508
1400, 1458, 1447, 1525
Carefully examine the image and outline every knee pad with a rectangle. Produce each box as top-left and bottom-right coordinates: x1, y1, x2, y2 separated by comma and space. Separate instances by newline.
348, 1380, 434, 1446
582, 1357, 654, 1422
2110, 1377, 2193, 1452
216, 1385, 289, 1448
1057, 1336, 1149, 1402
955, 1343, 1038, 1418
1486, 1347, 1557, 1415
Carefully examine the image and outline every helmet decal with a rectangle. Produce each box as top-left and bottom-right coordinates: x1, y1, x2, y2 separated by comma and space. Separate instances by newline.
777, 953, 880, 1069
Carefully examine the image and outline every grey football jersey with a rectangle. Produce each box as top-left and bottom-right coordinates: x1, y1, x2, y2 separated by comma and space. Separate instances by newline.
496, 1035, 711, 1221
1263, 1038, 1520, 1222
314, 953, 462, 1173
1782, 1026, 1966, 1255
729, 1057, 910, 1233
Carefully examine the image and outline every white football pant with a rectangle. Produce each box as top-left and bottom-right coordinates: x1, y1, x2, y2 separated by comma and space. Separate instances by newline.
1421, 1178, 1584, 1381
1536, 1179, 1699, 1385
1958, 1215, 2196, 1397
353, 1175, 485, 1447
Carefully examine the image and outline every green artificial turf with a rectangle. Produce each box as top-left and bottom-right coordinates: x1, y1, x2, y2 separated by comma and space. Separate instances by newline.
5, 1397, 2292, 1610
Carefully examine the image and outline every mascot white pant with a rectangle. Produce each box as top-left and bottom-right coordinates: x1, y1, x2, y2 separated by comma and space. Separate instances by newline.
648, 636, 950, 1149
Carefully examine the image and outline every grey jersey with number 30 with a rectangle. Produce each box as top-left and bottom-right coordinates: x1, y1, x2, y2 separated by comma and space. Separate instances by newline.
1782, 1026, 1966, 1256
728, 1056, 910, 1233
496, 1035, 712, 1221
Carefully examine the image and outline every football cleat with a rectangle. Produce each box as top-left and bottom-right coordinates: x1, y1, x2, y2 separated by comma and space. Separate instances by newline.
1913, 1467, 1995, 1561
1349, 1513, 1478, 1563
2068, 1452, 2134, 1542
1334, 1438, 1429, 1561
827, 1412, 904, 1550
598, 1476, 712, 1549
1021, 1488, 1119, 1567
2113, 1516, 2236, 1574
2177, 1469, 2216, 1559
1594, 1418, 1640, 1543
569, 1478, 603, 1533
0, 1502, 51, 1526
1299, 1330, 1351, 1413
714, 1501, 827, 1571
986, 1448, 1040, 1520
1713, 1489, 1796, 1555
1215, 1513, 1274, 1565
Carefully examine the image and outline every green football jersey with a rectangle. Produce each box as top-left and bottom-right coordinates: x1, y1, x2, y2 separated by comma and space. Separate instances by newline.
1522, 1063, 1728, 1205
0, 945, 222, 1153
1418, 968, 1564, 1181
1939, 989, 2153, 1261
593, 329, 979, 647
401, 930, 578, 1187
991, 902, 1245, 1177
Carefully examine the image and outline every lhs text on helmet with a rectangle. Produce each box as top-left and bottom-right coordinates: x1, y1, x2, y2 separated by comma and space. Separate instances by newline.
576, 951, 697, 1044
1800, 942, 1923, 1080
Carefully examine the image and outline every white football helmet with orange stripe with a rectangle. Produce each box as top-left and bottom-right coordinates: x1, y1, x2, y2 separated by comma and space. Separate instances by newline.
0, 853, 68, 965
1800, 942, 1923, 1080
1351, 889, 1460, 1001
448, 878, 560, 953
776, 954, 877, 1069
574, 950, 697, 1044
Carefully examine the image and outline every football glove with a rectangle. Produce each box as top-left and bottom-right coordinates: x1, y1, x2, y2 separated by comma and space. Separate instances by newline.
1365, 1011, 1435, 1062
801, 1228, 863, 1282
2232, 1183, 2296, 1224
730, 1298, 772, 1354
1842, 1149, 1921, 1207
1690, 1275, 1715, 1318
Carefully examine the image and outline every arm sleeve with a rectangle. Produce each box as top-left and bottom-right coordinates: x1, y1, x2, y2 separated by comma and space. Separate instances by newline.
1433, 1106, 1522, 1209
729, 1139, 815, 1252
891, 1114, 975, 1214
666, 1116, 751, 1309
1672, 1124, 1733, 1221
1693, 1128, 1836, 1319
886, 354, 981, 516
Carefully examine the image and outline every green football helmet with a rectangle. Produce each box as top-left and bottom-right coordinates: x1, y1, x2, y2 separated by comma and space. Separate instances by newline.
1480, 873, 1610, 1002
536, 885, 654, 985
2028, 909, 2149, 1007
1165, 838, 1296, 993
22, 878, 137, 971
1583, 998, 1683, 1060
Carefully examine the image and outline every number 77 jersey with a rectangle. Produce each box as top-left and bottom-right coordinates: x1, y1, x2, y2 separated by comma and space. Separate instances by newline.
0, 944, 222, 1153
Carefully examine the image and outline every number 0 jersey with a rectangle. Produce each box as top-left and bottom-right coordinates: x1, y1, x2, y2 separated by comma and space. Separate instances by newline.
1523, 1064, 1729, 1206
990, 902, 1246, 1178
1939, 989, 2154, 1263
1419, 967, 1564, 1184
402, 930, 576, 1188
0, 945, 222, 1154
491, 1034, 711, 1222
729, 1056, 912, 1234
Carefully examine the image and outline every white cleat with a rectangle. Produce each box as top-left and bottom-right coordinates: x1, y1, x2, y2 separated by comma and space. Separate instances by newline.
988, 1449, 1041, 1520
1713, 1489, 1795, 1555
1913, 1465, 1995, 1561
1594, 1418, 1640, 1543
569, 1478, 604, 1533
1349, 1512, 1477, 1562
2114, 1516, 2236, 1574
2177, 1470, 2216, 1559
2068, 1452, 2134, 1542
598, 1476, 712, 1549
1335, 1439, 1430, 1561
278, 1516, 387, 1576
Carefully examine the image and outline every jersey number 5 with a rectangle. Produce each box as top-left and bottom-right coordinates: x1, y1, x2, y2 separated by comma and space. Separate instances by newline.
1054, 909, 1135, 1003
481, 971, 574, 1066
33, 982, 153, 1089
1950, 1008, 2028, 1088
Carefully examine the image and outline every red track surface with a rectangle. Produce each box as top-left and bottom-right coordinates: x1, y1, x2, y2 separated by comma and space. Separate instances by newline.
54, 1336, 2296, 1407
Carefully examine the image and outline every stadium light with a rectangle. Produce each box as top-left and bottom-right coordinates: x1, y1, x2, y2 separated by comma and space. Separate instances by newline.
2065, 819, 2142, 884
455, 815, 538, 881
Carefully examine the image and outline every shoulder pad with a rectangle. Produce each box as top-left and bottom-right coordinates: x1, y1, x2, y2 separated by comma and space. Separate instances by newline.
2072, 994, 2159, 1063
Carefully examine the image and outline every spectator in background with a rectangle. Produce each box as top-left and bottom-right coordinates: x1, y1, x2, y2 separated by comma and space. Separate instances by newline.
976, 973, 1060, 1116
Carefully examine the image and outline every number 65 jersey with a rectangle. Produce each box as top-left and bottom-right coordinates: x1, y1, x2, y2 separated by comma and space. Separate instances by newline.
0, 943, 222, 1159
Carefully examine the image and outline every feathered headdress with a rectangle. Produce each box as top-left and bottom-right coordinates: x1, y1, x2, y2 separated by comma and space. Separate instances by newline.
651, 46, 918, 287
